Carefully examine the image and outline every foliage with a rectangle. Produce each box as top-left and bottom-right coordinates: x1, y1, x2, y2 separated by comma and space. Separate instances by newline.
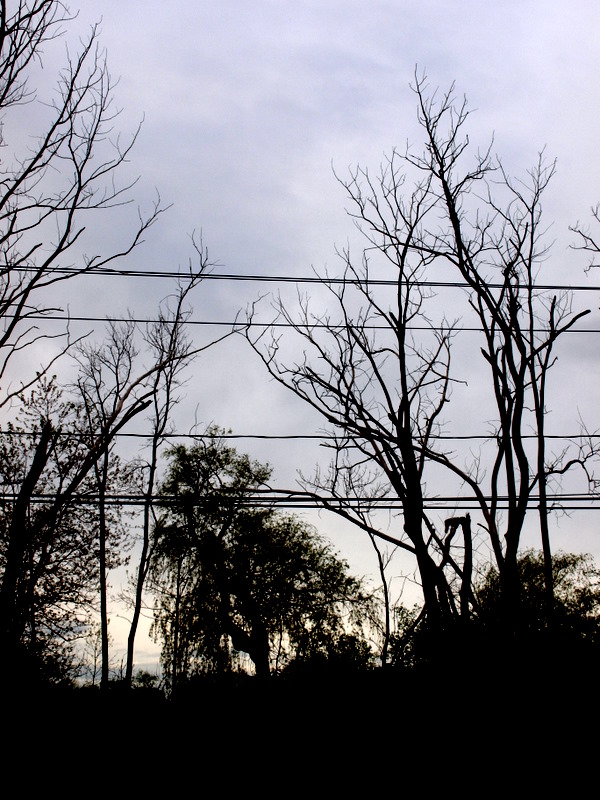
387, 604, 424, 670
149, 432, 377, 683
0, 378, 131, 682
132, 670, 161, 690
473, 549, 600, 643
389, 550, 600, 671
284, 632, 375, 678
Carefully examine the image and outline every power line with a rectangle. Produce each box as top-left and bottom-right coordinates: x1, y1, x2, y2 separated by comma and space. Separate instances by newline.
1, 430, 599, 442
15, 313, 600, 335
0, 491, 598, 511
15, 265, 600, 292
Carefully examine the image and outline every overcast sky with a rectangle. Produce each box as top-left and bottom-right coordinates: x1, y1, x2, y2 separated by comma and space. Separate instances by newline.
39, 1, 600, 670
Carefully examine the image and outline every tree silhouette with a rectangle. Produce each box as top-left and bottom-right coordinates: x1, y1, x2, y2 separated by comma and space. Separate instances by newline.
0, 378, 129, 681
149, 432, 376, 687
245, 72, 597, 655
0, 4, 224, 683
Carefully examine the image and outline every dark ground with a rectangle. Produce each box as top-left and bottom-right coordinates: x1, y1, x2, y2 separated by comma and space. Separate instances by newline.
1, 656, 597, 792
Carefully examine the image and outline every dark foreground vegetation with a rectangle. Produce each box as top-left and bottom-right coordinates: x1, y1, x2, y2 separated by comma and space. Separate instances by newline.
5, 637, 599, 774
7, 608, 600, 721
4, 611, 599, 793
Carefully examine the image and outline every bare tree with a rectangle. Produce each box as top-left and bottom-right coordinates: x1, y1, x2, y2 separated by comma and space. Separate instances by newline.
74, 228, 243, 689
123, 249, 227, 687
0, 0, 180, 681
406, 75, 593, 629
247, 171, 464, 645
76, 318, 139, 689
74, 246, 233, 688
246, 73, 596, 657
0, 1, 163, 411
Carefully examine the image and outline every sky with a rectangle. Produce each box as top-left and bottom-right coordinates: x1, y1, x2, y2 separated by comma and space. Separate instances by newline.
20, 0, 600, 673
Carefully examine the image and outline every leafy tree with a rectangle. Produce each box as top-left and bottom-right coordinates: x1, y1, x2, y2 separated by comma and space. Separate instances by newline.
390, 550, 600, 675
149, 432, 376, 687
474, 549, 600, 647
0, 378, 130, 682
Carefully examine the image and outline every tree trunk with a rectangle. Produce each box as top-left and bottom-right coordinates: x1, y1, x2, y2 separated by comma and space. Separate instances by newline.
250, 624, 271, 678
97, 451, 110, 690
125, 434, 160, 687
460, 514, 472, 621
0, 421, 53, 664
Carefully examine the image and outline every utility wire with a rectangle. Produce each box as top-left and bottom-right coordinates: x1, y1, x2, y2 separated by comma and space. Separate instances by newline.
1, 430, 598, 442
12, 265, 600, 292
0, 491, 598, 510
11, 313, 600, 334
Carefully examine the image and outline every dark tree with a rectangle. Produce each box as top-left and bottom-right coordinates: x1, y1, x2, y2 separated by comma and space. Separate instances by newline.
0, 1, 163, 410
149, 432, 376, 687
245, 72, 596, 655
405, 75, 593, 632
0, 378, 130, 682
474, 549, 600, 641
0, 4, 228, 686
472, 549, 600, 677
246, 166, 462, 646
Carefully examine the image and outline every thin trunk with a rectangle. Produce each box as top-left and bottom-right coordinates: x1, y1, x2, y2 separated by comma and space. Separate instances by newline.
125, 501, 151, 685
536, 382, 554, 627
172, 555, 182, 693
369, 533, 390, 667
460, 514, 472, 621
0, 420, 53, 655
97, 451, 110, 689
125, 435, 159, 686
532, 309, 555, 628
